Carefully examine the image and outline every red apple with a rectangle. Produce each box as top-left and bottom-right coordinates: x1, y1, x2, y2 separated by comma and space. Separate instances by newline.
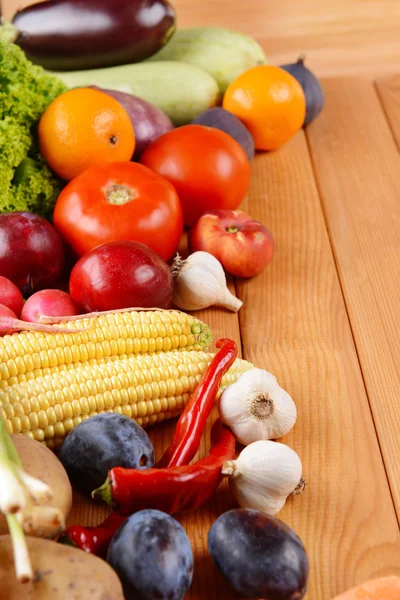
189, 209, 274, 278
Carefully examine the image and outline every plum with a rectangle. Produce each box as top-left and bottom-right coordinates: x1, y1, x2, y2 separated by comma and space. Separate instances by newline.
107, 510, 193, 600
208, 509, 308, 599
59, 413, 154, 495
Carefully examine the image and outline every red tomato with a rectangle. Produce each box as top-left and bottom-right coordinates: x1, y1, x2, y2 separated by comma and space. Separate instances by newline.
53, 162, 183, 261
140, 125, 251, 227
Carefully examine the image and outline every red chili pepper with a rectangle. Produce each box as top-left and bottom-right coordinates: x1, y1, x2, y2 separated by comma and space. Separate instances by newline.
157, 338, 237, 468
59, 512, 126, 557
93, 419, 235, 516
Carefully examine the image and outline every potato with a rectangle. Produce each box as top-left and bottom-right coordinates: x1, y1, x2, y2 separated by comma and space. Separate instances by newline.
0, 535, 124, 599
0, 435, 72, 537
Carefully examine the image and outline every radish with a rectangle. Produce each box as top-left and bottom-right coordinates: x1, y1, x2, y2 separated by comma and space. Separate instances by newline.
21, 290, 80, 323
0, 277, 24, 317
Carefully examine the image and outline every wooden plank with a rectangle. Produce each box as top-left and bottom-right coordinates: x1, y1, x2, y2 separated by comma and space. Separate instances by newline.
237, 134, 400, 599
306, 78, 400, 524
376, 74, 400, 151
3, 0, 400, 77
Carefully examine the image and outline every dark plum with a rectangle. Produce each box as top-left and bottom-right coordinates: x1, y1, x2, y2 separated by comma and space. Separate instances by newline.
280, 56, 324, 126
107, 510, 193, 600
208, 509, 308, 600
192, 107, 255, 161
59, 413, 154, 495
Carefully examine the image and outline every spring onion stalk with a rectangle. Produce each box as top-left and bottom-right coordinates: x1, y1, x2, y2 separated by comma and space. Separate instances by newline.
6, 514, 33, 583
0, 415, 65, 582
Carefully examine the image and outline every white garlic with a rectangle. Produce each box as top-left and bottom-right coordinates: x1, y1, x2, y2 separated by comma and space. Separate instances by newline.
222, 440, 303, 515
172, 251, 242, 312
218, 368, 297, 445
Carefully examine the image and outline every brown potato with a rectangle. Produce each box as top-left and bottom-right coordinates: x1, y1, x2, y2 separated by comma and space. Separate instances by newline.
0, 435, 72, 537
0, 535, 124, 599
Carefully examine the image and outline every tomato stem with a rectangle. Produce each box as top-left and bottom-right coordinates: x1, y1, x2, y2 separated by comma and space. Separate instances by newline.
105, 183, 134, 205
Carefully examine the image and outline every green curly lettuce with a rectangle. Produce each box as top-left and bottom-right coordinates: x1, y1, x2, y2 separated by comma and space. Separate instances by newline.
0, 37, 67, 219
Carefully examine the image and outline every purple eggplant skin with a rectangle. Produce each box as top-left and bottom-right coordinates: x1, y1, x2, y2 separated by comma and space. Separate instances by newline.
12, 0, 176, 71
91, 86, 174, 160
192, 107, 255, 161
208, 509, 309, 600
281, 55, 324, 127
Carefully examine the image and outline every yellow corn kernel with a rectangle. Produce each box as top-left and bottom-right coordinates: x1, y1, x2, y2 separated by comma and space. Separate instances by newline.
0, 310, 212, 388
0, 351, 253, 448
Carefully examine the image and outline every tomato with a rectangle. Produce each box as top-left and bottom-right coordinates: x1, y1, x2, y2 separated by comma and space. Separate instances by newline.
53, 162, 184, 261
140, 125, 251, 227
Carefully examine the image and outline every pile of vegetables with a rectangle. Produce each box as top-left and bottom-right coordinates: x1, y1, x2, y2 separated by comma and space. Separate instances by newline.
1, 2, 390, 599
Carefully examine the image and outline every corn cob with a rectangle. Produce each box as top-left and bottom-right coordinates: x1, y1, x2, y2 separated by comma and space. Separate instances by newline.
0, 351, 253, 450
0, 310, 212, 389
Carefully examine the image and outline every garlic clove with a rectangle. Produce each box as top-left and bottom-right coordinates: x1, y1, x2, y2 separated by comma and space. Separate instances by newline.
222, 440, 303, 516
218, 368, 297, 445
172, 251, 243, 312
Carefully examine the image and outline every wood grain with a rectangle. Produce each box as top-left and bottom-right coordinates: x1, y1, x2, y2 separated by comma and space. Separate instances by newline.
3, 0, 400, 77
237, 136, 400, 599
376, 74, 400, 151
306, 79, 400, 526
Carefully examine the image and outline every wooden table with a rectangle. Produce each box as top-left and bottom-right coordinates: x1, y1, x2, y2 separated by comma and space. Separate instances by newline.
66, 75, 400, 599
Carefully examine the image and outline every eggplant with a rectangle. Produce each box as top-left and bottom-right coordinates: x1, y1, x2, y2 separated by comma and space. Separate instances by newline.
91, 87, 174, 160
11, 0, 176, 71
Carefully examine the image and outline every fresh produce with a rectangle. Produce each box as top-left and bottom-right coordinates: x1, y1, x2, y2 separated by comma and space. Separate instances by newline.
0, 39, 65, 218
148, 27, 266, 93
219, 368, 297, 444
61, 512, 127, 558
0, 316, 77, 337
0, 305, 17, 320
189, 209, 274, 278
222, 441, 303, 515
69, 241, 174, 312
0, 277, 23, 318
281, 55, 325, 126
107, 510, 193, 600
0, 212, 65, 296
0, 350, 253, 449
223, 65, 306, 151
21, 289, 79, 323
92, 87, 174, 160
0, 416, 65, 582
60, 414, 155, 495
93, 420, 236, 514
172, 251, 243, 312
158, 339, 238, 467
53, 162, 183, 260
0, 434, 72, 538
10, 0, 175, 71
0, 535, 124, 598
51, 61, 220, 125
208, 509, 309, 599
330, 577, 400, 599
141, 125, 251, 226
0, 309, 213, 389
39, 88, 135, 180
63, 341, 238, 556
193, 107, 255, 161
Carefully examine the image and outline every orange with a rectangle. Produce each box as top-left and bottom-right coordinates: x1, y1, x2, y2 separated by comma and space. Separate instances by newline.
38, 88, 135, 180
223, 65, 306, 151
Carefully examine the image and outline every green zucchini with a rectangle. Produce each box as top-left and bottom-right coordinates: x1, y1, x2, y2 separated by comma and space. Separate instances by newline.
147, 27, 267, 93
49, 61, 220, 126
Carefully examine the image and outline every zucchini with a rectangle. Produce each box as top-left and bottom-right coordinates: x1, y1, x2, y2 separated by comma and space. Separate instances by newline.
50, 61, 220, 126
147, 27, 267, 93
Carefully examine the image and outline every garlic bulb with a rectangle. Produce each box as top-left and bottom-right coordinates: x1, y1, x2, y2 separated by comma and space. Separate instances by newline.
172, 251, 242, 312
218, 368, 296, 445
222, 440, 303, 515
